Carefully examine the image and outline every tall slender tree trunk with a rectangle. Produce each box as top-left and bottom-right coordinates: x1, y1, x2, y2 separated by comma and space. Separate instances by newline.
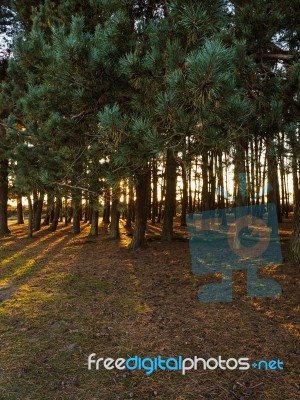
0, 157, 10, 235
125, 179, 134, 229
217, 150, 227, 226
33, 191, 44, 231
266, 137, 282, 233
250, 138, 255, 211
64, 196, 69, 226
285, 168, 289, 218
193, 158, 198, 213
157, 169, 165, 224
188, 162, 193, 213
130, 170, 149, 249
289, 151, 300, 263
147, 170, 152, 221
17, 195, 24, 224
180, 161, 188, 226
42, 194, 54, 226
48, 196, 61, 232
110, 189, 120, 239
162, 149, 177, 241
72, 189, 81, 234
255, 136, 261, 214
84, 193, 89, 224
201, 151, 210, 212
32, 190, 38, 226
27, 193, 33, 238
89, 180, 100, 237
89, 208, 99, 236
151, 158, 158, 225
103, 188, 110, 224
209, 152, 216, 213
233, 142, 246, 249
188, 138, 193, 213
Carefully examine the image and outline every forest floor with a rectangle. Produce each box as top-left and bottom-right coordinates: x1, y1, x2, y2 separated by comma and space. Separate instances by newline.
0, 217, 299, 400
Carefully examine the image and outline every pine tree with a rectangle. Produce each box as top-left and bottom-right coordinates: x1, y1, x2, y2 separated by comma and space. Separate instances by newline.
0, 1, 15, 235
228, 0, 300, 259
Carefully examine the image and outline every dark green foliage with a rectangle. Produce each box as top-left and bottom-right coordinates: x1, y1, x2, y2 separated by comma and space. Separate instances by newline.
0, 0, 299, 248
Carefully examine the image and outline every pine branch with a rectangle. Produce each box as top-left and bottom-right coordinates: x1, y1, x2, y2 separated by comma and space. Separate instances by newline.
252, 53, 294, 61
56, 182, 101, 197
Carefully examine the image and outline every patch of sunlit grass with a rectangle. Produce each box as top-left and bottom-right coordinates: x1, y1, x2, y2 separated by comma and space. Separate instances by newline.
0, 225, 71, 268
1, 259, 36, 283
281, 323, 300, 338
134, 302, 152, 314
0, 235, 70, 290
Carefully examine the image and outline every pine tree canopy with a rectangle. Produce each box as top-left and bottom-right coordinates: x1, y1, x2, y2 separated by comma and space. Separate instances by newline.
0, 0, 299, 248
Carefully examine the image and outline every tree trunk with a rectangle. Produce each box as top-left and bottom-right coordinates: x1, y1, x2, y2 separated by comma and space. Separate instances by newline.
289, 151, 300, 263
89, 181, 100, 236
89, 209, 99, 236
188, 138, 193, 213
33, 191, 44, 231
42, 194, 54, 226
180, 161, 188, 226
193, 157, 198, 212
201, 151, 210, 212
162, 149, 177, 241
0, 158, 10, 235
217, 150, 227, 226
72, 189, 81, 234
147, 169, 152, 221
103, 188, 110, 223
17, 195, 24, 224
32, 190, 38, 226
130, 170, 149, 249
27, 193, 33, 238
233, 142, 246, 249
157, 169, 165, 224
48, 196, 61, 232
110, 193, 120, 239
84, 196, 89, 223
266, 137, 282, 234
151, 158, 158, 225
125, 179, 134, 229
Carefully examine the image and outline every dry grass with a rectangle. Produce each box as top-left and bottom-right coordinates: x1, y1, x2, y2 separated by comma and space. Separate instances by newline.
0, 218, 299, 400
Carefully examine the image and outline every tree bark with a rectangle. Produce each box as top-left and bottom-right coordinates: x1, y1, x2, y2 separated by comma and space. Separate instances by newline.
89, 209, 99, 236
201, 151, 210, 212
42, 193, 54, 226
32, 190, 38, 226
48, 196, 61, 232
110, 192, 120, 239
0, 157, 10, 235
103, 188, 110, 224
180, 159, 188, 226
72, 189, 81, 234
217, 150, 227, 226
130, 170, 149, 249
151, 158, 158, 225
157, 168, 165, 224
89, 181, 100, 236
27, 193, 33, 238
162, 149, 177, 241
33, 191, 44, 231
289, 151, 300, 263
266, 137, 282, 234
233, 142, 246, 249
17, 195, 24, 224
125, 179, 134, 229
